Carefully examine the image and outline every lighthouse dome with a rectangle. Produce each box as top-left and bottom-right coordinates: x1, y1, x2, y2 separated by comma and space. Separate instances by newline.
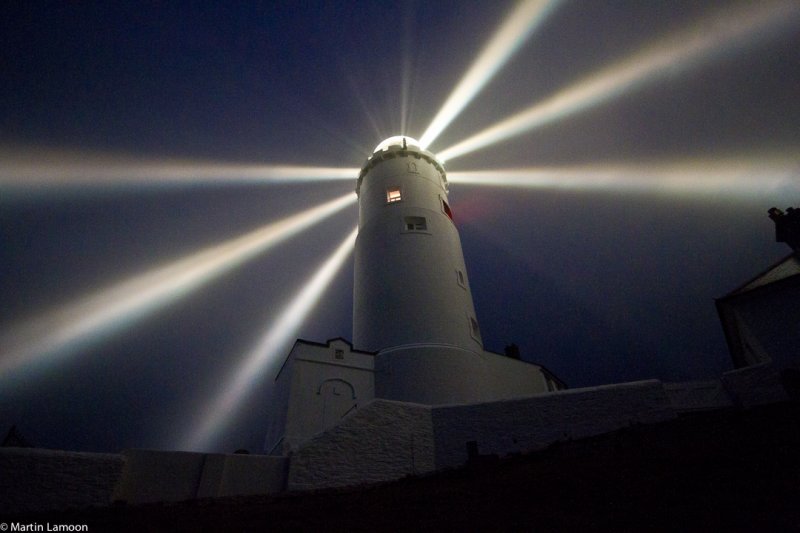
373, 136, 421, 153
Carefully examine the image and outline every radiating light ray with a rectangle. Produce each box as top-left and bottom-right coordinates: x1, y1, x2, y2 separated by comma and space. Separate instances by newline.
347, 73, 387, 142
448, 155, 800, 198
182, 226, 359, 451
0, 149, 357, 189
0, 193, 356, 378
400, 52, 412, 136
418, 0, 559, 149
437, 1, 800, 162
399, 1, 416, 136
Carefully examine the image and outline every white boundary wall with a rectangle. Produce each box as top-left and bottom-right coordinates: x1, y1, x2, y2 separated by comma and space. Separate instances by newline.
0, 448, 123, 513
432, 380, 674, 469
288, 400, 435, 491
289, 380, 677, 490
0, 448, 288, 513
2, 371, 787, 511
113, 450, 288, 504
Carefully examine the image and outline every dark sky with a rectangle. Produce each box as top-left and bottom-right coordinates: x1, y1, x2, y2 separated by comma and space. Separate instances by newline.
1, 1, 799, 453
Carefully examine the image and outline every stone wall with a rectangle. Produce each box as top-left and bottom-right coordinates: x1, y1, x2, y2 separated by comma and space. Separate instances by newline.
431, 380, 676, 469
288, 399, 436, 491
0, 447, 123, 514
288, 381, 677, 489
663, 379, 733, 412
722, 362, 789, 407
3, 375, 788, 511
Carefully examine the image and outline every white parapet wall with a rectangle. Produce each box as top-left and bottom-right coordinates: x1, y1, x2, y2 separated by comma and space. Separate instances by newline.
288, 399, 436, 491
0, 447, 123, 514
0, 448, 288, 513
5, 374, 787, 510
114, 450, 288, 504
289, 380, 677, 490
663, 379, 733, 412
721, 362, 789, 407
431, 380, 676, 469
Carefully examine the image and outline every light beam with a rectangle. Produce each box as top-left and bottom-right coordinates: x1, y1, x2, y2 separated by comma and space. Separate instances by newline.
437, 1, 800, 162
182, 226, 359, 452
418, 0, 559, 149
448, 155, 800, 198
0, 148, 357, 189
0, 193, 356, 378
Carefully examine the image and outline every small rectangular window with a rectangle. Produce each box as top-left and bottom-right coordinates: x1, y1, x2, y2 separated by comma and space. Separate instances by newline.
387, 187, 402, 203
334, 349, 344, 360
404, 216, 427, 231
456, 269, 466, 288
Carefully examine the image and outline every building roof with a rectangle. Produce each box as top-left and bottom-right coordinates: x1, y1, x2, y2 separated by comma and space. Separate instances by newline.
719, 252, 800, 299
273, 338, 376, 381
716, 251, 800, 369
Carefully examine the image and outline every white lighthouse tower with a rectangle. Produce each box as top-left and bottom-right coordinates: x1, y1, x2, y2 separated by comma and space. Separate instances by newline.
354, 136, 556, 405
354, 136, 480, 353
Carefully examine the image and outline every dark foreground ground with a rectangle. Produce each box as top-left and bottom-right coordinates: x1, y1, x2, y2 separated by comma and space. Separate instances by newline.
6, 402, 800, 532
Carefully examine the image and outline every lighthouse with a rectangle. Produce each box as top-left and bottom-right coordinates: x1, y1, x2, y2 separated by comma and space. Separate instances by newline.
353, 136, 486, 404
267, 136, 563, 454
354, 136, 482, 353
353, 136, 557, 405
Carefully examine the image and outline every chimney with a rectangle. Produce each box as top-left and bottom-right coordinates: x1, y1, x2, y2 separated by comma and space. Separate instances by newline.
769, 207, 800, 251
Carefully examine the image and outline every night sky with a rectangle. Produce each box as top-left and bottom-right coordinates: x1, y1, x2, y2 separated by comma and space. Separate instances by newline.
1, 1, 799, 454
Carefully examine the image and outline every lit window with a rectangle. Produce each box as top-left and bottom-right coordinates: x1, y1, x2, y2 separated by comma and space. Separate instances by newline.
441, 198, 453, 220
387, 187, 402, 203
404, 216, 427, 231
